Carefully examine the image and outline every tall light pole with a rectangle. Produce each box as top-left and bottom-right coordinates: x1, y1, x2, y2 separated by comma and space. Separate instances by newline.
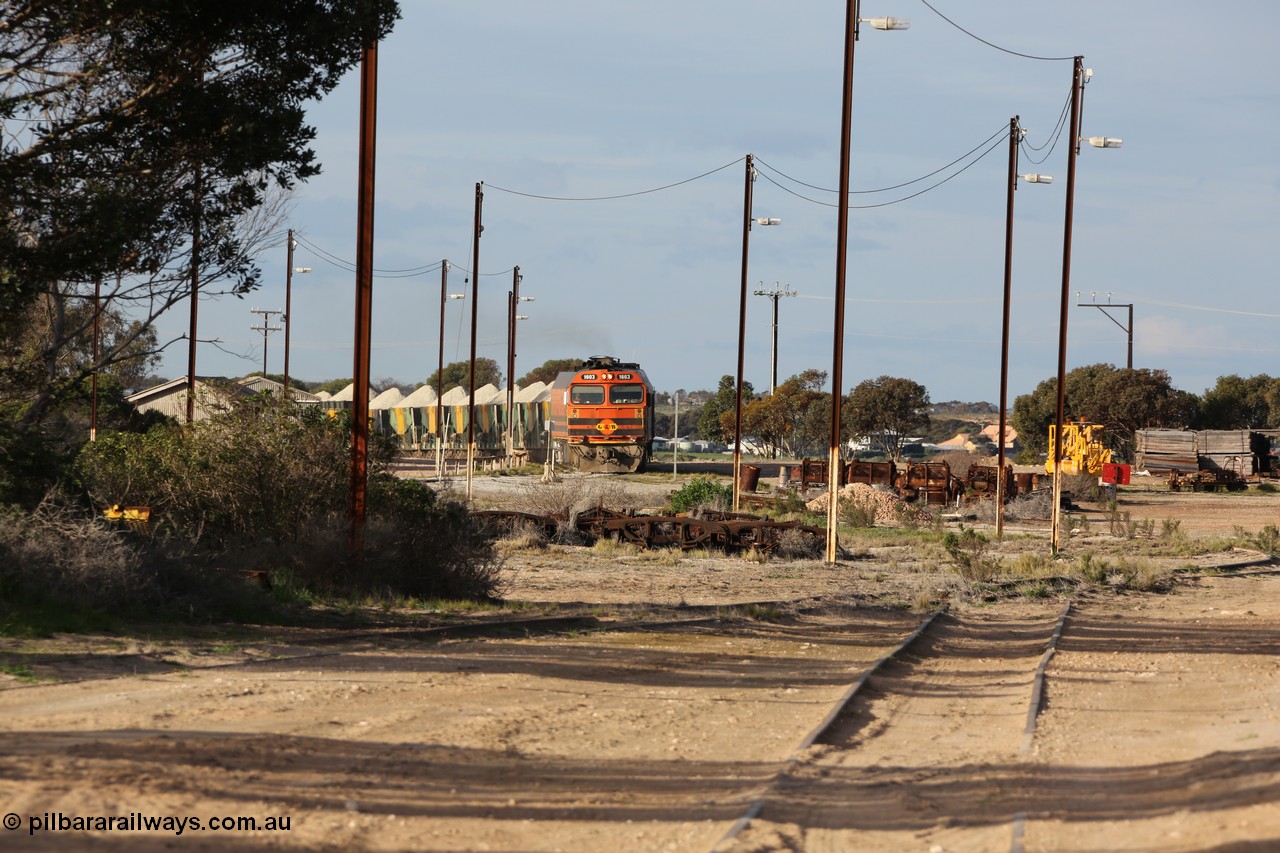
90, 276, 101, 442
466, 182, 483, 502
505, 267, 532, 467
1050, 57, 1122, 552
1076, 292, 1134, 369
732, 153, 781, 512
348, 33, 378, 551
185, 172, 202, 424
436, 261, 465, 481
825, 4, 909, 564
997, 116, 1053, 538
754, 282, 796, 394
282, 228, 310, 393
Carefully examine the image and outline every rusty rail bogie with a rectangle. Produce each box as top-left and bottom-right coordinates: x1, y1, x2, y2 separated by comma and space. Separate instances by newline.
472, 505, 822, 554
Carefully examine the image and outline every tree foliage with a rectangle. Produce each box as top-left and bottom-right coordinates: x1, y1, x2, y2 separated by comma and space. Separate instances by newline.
426, 358, 503, 394
738, 369, 829, 457
517, 358, 580, 387
1011, 363, 1197, 462
1, 1, 400, 426
842, 376, 931, 462
1198, 374, 1280, 429
698, 375, 754, 444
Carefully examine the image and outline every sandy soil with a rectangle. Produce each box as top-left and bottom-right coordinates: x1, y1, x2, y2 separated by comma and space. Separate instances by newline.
1, 474, 1278, 851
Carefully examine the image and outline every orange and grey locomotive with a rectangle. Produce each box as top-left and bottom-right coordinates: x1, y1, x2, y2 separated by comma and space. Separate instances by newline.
547, 356, 654, 473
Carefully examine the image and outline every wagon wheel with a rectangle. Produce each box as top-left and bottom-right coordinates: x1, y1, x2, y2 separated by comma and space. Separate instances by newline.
611, 518, 655, 547
678, 519, 727, 551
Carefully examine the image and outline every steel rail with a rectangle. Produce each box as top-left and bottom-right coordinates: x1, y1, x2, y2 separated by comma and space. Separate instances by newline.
713, 606, 947, 852
714, 600, 1080, 853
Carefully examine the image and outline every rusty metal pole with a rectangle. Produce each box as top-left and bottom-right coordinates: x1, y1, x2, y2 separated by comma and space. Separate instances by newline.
348, 37, 379, 552
90, 276, 100, 442
996, 117, 1019, 539
825, 2, 860, 564
466, 182, 483, 502
283, 229, 295, 392
185, 170, 202, 424
1052, 57, 1084, 553
436, 260, 448, 481
733, 154, 755, 513
506, 266, 521, 467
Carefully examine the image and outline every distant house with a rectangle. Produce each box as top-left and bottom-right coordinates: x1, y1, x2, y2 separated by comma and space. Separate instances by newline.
127, 376, 318, 422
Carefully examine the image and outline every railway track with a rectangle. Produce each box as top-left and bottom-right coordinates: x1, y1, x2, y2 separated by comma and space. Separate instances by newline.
714, 601, 1073, 853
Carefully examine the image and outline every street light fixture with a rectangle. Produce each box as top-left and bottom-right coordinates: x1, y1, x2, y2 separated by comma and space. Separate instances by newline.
825, 1, 909, 564
1050, 56, 1122, 552
733, 153, 782, 511
996, 116, 1053, 539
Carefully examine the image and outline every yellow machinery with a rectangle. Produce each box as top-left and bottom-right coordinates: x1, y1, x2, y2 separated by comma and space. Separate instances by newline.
1046, 420, 1112, 475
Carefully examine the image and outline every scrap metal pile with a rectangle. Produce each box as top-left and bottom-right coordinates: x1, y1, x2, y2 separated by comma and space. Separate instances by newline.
472, 505, 824, 554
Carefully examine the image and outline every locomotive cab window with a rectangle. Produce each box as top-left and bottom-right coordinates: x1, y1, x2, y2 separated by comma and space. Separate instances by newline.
570, 385, 605, 405
609, 384, 645, 405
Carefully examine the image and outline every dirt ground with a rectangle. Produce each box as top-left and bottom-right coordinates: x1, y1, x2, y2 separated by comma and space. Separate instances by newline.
1, 473, 1278, 851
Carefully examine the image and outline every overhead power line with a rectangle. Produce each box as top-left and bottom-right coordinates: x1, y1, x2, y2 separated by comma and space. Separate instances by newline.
915, 0, 1075, 61
487, 157, 744, 201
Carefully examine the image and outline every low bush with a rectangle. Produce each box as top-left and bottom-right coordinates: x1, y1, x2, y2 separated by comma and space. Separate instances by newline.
943, 526, 1001, 582
74, 400, 501, 604
0, 493, 275, 630
667, 477, 732, 514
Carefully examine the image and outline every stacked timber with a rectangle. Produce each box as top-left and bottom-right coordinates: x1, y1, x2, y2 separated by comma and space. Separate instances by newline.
1197, 430, 1254, 476
1134, 429, 1198, 473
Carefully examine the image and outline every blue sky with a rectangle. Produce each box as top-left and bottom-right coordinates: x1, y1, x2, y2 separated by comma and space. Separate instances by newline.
152, 1, 1280, 405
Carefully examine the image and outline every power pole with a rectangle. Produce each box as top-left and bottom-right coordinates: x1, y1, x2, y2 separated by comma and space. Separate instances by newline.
250, 308, 283, 377
1076, 292, 1134, 369
753, 282, 796, 394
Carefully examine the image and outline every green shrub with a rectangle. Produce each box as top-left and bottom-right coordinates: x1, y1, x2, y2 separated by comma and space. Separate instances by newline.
667, 477, 732, 514
839, 496, 878, 528
943, 526, 1000, 581
1235, 524, 1280, 558
75, 400, 501, 603
0, 493, 275, 629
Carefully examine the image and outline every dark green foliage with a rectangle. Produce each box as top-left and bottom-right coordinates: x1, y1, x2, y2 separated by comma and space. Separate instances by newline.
698, 375, 753, 444
667, 477, 733, 514
74, 398, 501, 603
0, 418, 74, 511
518, 358, 581, 387
842, 376, 931, 463
1011, 364, 1198, 463
2, 1, 400, 426
425, 358, 503, 394
0, 495, 276, 630
77, 401, 352, 546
